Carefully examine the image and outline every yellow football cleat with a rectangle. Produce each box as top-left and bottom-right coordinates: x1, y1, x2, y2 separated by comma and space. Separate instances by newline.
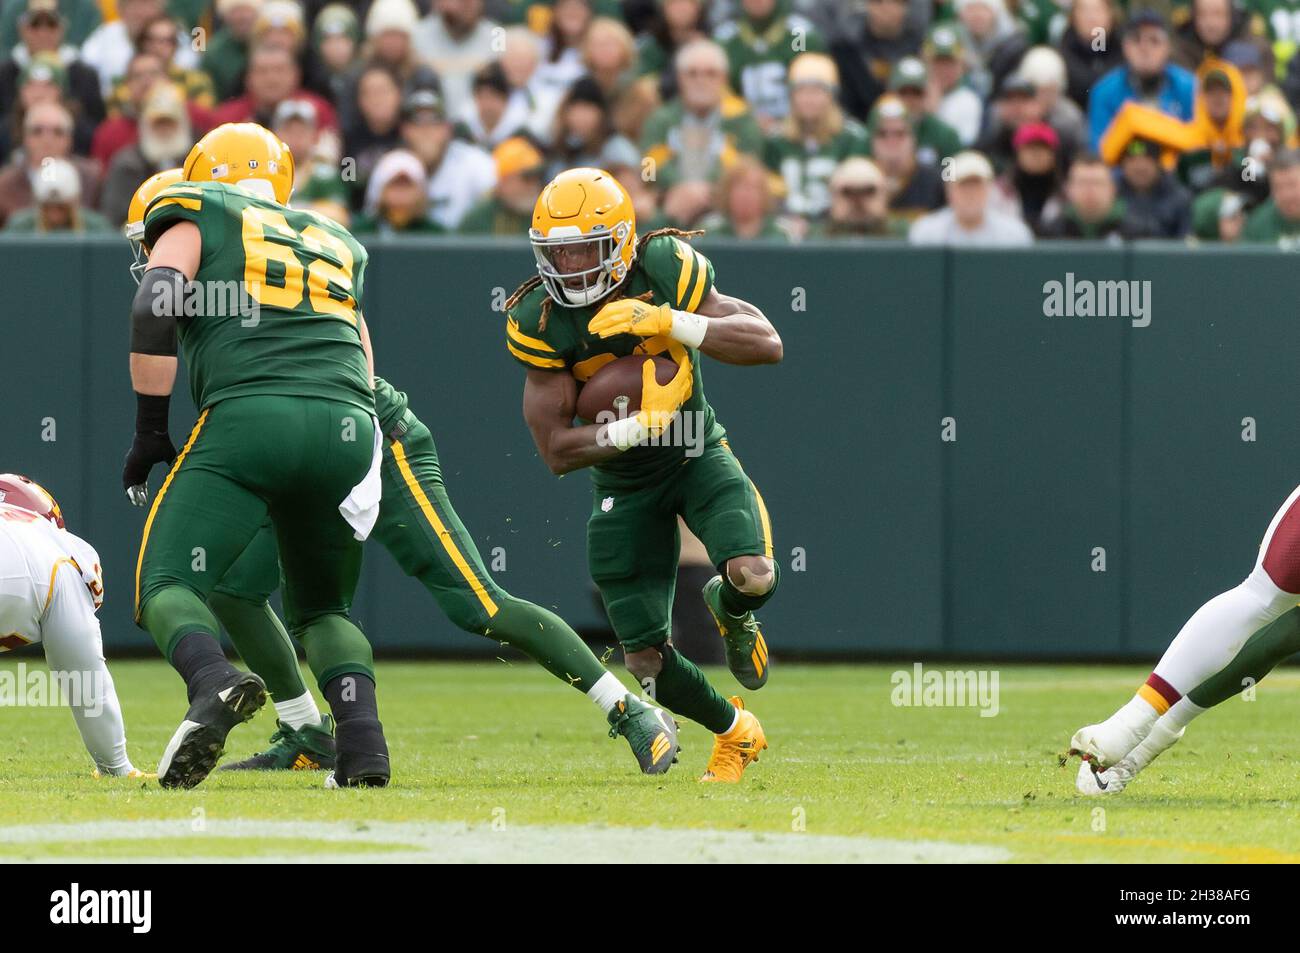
700, 697, 767, 783
92, 768, 158, 780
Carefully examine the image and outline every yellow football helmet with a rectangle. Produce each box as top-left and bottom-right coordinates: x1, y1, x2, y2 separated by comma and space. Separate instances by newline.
183, 122, 295, 206
124, 167, 184, 284
530, 167, 636, 307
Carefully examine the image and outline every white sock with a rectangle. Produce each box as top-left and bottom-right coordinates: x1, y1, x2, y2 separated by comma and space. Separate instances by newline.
1152, 564, 1297, 692
1126, 717, 1186, 772
1116, 694, 1160, 734
721, 706, 740, 734
274, 691, 322, 730
1163, 695, 1208, 732
587, 671, 627, 716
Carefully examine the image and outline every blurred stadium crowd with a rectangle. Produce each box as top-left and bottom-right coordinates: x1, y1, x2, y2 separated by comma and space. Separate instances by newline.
1, 0, 1298, 243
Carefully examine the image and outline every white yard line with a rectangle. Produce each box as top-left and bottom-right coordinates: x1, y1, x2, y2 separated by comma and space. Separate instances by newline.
0, 819, 1011, 864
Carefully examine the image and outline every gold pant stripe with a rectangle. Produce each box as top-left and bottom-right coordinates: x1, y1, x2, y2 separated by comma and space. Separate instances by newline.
390, 438, 499, 618
134, 408, 210, 618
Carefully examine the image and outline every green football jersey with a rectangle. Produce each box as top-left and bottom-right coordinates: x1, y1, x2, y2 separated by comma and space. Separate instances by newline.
764, 119, 871, 218
372, 375, 409, 436
142, 180, 373, 415
506, 234, 726, 490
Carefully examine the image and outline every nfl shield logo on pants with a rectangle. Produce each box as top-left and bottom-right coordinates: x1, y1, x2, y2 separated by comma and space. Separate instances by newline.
601, 496, 614, 513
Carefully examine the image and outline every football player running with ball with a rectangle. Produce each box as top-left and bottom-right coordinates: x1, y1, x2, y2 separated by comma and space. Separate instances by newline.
122, 124, 389, 789
506, 168, 783, 782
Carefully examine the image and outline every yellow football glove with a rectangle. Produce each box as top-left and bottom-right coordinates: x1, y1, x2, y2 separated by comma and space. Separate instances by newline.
637, 351, 693, 435
587, 298, 675, 339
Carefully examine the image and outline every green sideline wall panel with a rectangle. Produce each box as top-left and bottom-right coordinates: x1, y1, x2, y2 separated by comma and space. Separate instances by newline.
2, 236, 1296, 660
948, 248, 1125, 655
1123, 248, 1300, 655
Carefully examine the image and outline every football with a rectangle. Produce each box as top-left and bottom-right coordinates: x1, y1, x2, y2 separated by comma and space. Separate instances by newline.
574, 353, 677, 423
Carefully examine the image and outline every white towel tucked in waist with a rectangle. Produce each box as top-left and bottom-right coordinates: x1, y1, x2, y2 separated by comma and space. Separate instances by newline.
338, 415, 383, 540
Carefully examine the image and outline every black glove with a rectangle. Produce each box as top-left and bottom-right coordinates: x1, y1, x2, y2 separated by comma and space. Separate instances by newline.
123, 394, 176, 505
122, 431, 176, 504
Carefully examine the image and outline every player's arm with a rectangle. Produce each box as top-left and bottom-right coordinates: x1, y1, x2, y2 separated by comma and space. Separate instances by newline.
522, 368, 622, 476
588, 289, 782, 366
358, 311, 376, 387
122, 220, 200, 504
690, 286, 783, 365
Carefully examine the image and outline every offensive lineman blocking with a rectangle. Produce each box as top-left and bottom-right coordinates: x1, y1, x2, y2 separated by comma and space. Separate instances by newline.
123, 123, 389, 789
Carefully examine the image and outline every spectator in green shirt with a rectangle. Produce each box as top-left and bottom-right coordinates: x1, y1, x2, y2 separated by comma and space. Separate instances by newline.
2, 155, 110, 232
705, 152, 790, 239
459, 135, 546, 235
888, 55, 963, 165
642, 38, 764, 224
1243, 147, 1300, 241
274, 98, 348, 212
352, 148, 445, 236
714, 0, 825, 133
203, 0, 260, 101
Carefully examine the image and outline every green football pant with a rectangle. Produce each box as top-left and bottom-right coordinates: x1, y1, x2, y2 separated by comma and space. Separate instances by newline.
209, 530, 311, 703
213, 410, 608, 693
135, 396, 376, 682
588, 438, 774, 652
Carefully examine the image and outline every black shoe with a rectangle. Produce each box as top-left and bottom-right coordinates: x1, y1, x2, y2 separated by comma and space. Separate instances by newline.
158, 672, 268, 790
325, 721, 390, 788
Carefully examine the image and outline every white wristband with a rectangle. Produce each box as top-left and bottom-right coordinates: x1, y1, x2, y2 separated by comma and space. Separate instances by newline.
604, 414, 649, 451
669, 309, 708, 349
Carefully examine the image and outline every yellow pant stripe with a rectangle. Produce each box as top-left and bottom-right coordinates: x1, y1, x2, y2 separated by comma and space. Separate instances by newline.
390, 438, 499, 618
134, 409, 210, 619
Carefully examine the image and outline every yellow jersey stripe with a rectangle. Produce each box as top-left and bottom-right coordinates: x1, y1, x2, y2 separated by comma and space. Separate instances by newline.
134, 409, 210, 619
508, 341, 564, 369
151, 195, 202, 213
685, 249, 709, 312
674, 239, 695, 306
390, 438, 499, 618
507, 318, 557, 353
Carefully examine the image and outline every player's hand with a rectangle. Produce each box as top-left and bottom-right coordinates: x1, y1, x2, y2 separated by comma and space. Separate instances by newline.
588, 298, 674, 339
122, 431, 177, 506
637, 352, 692, 436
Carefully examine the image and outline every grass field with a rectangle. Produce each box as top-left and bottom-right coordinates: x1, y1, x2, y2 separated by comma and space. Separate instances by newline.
2, 659, 1299, 863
